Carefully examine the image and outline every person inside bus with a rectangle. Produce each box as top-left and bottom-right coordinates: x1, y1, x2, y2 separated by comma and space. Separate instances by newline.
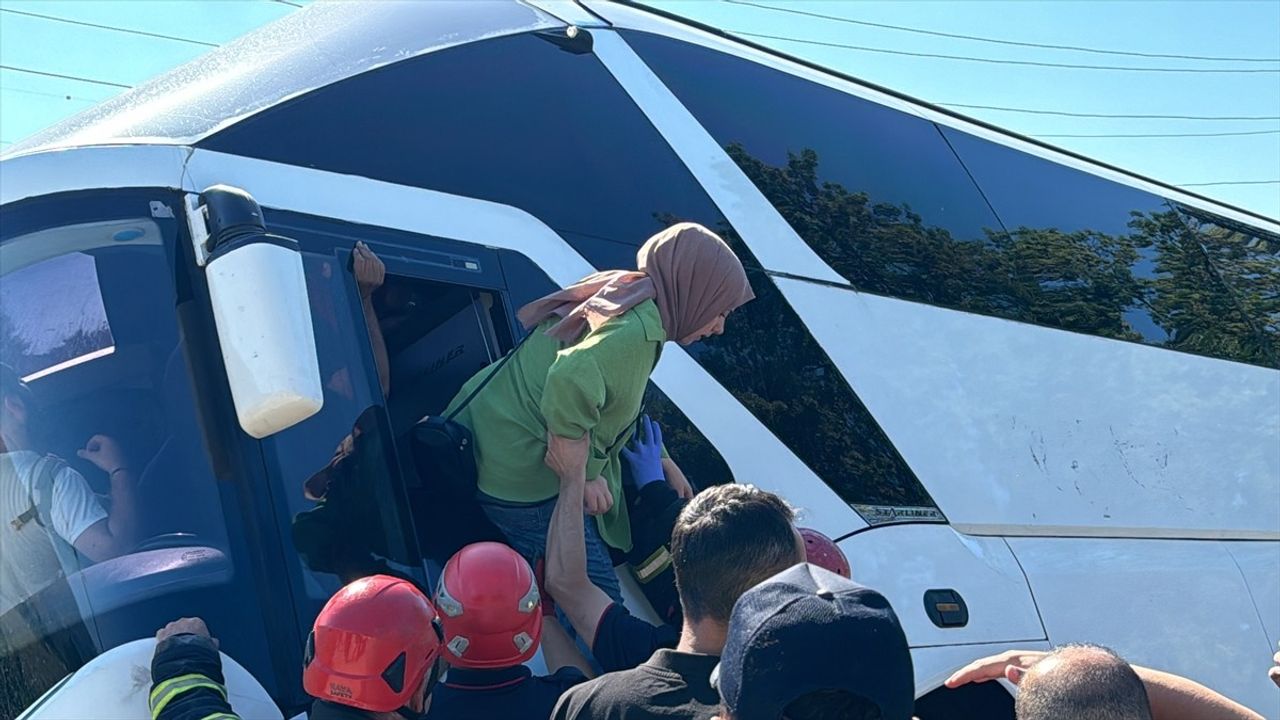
426, 541, 590, 719
444, 222, 753, 617
544, 415, 854, 675
0, 364, 139, 616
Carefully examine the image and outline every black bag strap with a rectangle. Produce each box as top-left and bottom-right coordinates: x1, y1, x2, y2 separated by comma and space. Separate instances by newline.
445, 329, 533, 422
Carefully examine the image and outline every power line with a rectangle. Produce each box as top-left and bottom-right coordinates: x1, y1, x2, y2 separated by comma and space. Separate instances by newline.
0, 65, 132, 89
1176, 180, 1280, 187
937, 102, 1280, 122
0, 8, 218, 47
267, 0, 304, 7
1036, 129, 1280, 138
731, 30, 1280, 74
724, 0, 1280, 64
1, 86, 100, 103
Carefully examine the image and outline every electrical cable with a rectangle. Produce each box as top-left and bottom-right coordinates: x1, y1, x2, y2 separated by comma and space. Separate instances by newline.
1176, 180, 1280, 187
936, 102, 1280, 121
723, 0, 1280, 64
0, 8, 218, 47
0, 64, 132, 89
731, 30, 1280, 73
1, 85, 100, 103
1036, 129, 1280, 138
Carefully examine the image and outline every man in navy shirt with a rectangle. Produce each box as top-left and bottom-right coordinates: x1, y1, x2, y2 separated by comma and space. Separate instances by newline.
427, 541, 588, 719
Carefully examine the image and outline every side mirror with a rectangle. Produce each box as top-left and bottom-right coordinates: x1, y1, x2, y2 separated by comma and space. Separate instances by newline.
188, 185, 323, 438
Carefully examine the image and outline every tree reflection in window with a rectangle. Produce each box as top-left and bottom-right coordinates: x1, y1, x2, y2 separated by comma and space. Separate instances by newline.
727, 143, 1274, 368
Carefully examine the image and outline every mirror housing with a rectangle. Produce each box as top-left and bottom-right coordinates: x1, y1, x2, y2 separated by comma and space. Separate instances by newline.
191, 185, 323, 438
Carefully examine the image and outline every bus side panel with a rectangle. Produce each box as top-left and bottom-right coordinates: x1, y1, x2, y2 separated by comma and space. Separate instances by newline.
1227, 542, 1280, 653
838, 525, 1045, 649
775, 275, 1280, 540
1007, 537, 1278, 718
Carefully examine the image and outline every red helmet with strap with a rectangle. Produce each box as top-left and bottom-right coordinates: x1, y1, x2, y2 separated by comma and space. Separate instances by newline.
303, 575, 443, 713
435, 542, 543, 669
800, 527, 851, 579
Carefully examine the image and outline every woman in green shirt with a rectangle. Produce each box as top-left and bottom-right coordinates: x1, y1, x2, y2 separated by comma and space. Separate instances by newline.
446, 222, 753, 606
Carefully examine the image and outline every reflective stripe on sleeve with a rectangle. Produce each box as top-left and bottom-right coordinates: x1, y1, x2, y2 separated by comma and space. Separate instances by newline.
150, 673, 228, 719
633, 545, 672, 584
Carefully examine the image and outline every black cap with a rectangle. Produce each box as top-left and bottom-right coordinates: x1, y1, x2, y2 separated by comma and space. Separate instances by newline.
713, 563, 914, 720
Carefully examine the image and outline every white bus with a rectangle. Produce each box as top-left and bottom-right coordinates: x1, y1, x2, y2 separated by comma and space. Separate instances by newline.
2, 2, 1276, 718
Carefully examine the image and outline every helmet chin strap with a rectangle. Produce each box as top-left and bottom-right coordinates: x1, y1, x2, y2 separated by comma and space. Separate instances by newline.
396, 657, 444, 720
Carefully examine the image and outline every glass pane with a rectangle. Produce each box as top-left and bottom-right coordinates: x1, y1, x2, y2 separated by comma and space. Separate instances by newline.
202, 29, 939, 519
625, 31, 1273, 368
942, 126, 1273, 366
264, 251, 421, 607
642, 384, 732, 492
0, 218, 233, 716
1174, 205, 1280, 366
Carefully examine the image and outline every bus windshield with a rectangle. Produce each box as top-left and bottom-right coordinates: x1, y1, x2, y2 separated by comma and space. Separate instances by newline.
0, 211, 242, 716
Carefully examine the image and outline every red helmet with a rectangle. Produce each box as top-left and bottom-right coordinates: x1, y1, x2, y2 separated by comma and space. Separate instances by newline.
303, 575, 443, 713
800, 528, 851, 579
435, 542, 542, 669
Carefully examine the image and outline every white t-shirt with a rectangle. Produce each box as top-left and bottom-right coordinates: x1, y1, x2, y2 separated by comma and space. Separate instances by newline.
0, 450, 108, 616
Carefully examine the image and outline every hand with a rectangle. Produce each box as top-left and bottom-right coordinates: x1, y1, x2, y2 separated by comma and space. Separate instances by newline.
583, 477, 614, 516
353, 241, 386, 298
620, 415, 665, 489
156, 617, 218, 649
545, 432, 590, 483
662, 458, 695, 500
78, 434, 126, 474
945, 650, 1048, 688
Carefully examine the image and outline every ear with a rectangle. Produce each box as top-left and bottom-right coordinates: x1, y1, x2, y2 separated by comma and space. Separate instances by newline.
1005, 664, 1027, 684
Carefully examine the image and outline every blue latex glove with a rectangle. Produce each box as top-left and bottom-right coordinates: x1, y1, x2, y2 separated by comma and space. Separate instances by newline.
620, 415, 665, 489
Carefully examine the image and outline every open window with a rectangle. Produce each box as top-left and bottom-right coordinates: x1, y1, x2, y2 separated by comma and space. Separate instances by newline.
256, 212, 521, 661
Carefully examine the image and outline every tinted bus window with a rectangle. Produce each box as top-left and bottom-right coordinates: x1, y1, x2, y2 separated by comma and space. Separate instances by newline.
201, 30, 939, 520
941, 127, 1273, 366
624, 31, 1273, 368
1174, 205, 1279, 366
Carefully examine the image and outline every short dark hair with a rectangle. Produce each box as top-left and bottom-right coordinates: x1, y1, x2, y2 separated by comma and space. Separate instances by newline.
782, 690, 883, 720
1017, 644, 1153, 720
669, 484, 800, 624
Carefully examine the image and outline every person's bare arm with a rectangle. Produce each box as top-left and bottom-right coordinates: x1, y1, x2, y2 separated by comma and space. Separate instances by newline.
946, 650, 1263, 720
540, 612, 594, 677
74, 434, 139, 561
353, 241, 390, 398
544, 433, 614, 649
1137, 666, 1262, 720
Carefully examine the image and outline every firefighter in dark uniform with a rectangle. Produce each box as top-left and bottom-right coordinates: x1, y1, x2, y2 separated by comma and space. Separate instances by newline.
427, 541, 588, 719
148, 575, 446, 720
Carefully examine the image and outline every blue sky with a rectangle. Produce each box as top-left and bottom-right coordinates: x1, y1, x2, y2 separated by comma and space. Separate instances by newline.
1, 0, 1277, 219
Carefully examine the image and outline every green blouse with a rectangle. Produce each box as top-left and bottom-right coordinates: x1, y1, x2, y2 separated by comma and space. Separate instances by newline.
445, 298, 666, 551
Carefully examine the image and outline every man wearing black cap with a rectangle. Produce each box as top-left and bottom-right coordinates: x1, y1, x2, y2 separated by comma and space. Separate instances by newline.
711, 563, 916, 720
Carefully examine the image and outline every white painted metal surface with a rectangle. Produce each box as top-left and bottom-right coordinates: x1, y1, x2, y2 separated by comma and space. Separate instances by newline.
911, 640, 1049, 697
1008, 537, 1279, 718
839, 525, 1045, 648
592, 31, 845, 284
585, 1, 1279, 233
17, 638, 281, 720
777, 276, 1280, 540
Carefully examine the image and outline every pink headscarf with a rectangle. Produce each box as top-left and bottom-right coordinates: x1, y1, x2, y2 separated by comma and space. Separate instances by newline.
518, 223, 755, 344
